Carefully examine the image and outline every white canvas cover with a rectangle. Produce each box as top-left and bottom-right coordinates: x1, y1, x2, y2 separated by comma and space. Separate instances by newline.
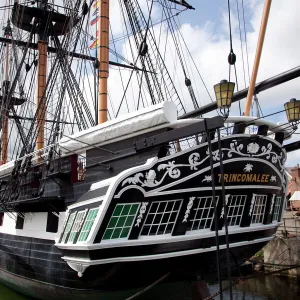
289, 191, 300, 201
59, 101, 177, 154
0, 160, 15, 177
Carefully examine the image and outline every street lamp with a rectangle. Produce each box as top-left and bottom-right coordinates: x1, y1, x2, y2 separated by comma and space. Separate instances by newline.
284, 98, 300, 128
214, 79, 235, 117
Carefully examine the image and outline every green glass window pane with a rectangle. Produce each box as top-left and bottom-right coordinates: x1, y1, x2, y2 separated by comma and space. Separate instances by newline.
86, 221, 93, 230
120, 227, 130, 238
116, 216, 126, 227
78, 233, 83, 242
113, 205, 123, 216
103, 229, 113, 240
108, 217, 118, 228
82, 223, 88, 231
81, 232, 88, 241
80, 231, 88, 241
129, 204, 138, 215
112, 228, 122, 239
92, 209, 98, 218
86, 212, 93, 221
122, 205, 131, 215
102, 203, 139, 240
68, 232, 75, 242
125, 216, 134, 227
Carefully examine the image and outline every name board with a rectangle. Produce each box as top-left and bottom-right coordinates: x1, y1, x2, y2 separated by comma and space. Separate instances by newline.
218, 173, 270, 183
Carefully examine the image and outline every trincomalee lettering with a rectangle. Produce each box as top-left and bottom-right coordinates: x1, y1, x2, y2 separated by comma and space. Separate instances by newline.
218, 173, 270, 183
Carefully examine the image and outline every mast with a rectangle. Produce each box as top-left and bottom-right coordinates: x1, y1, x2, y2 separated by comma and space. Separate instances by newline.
1, 0, 11, 164
36, 0, 48, 157
244, 0, 272, 116
98, 0, 109, 124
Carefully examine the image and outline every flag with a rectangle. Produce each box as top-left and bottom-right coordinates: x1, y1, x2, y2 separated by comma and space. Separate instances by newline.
90, 16, 99, 26
93, 7, 99, 16
89, 40, 98, 49
89, 31, 99, 49
93, 1, 99, 9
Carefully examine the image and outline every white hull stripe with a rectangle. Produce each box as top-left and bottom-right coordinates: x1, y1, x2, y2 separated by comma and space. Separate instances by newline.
62, 236, 273, 266
56, 222, 280, 250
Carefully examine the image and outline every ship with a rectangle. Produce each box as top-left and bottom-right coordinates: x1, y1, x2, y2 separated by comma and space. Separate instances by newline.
0, 0, 299, 299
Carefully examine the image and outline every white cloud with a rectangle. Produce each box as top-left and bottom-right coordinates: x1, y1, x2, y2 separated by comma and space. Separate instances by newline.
107, 0, 300, 166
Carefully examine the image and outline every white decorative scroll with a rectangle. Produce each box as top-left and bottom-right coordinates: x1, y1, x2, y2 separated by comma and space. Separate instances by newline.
135, 202, 149, 227
220, 194, 231, 219
182, 197, 196, 223
222, 140, 286, 171
270, 175, 276, 182
122, 152, 208, 188
121, 139, 285, 190
249, 193, 257, 216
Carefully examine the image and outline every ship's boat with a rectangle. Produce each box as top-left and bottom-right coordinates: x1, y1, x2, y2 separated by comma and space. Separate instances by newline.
0, 0, 299, 299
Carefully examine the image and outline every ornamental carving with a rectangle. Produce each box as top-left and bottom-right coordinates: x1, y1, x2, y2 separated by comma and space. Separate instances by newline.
182, 197, 195, 223
220, 194, 231, 219
121, 139, 285, 190
243, 164, 253, 173
122, 152, 208, 188
135, 202, 148, 227
249, 194, 257, 216
222, 140, 286, 171
269, 195, 275, 215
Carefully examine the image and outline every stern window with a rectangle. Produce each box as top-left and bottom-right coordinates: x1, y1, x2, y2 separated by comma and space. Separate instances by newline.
251, 195, 267, 224
187, 196, 218, 231
226, 195, 246, 227
77, 208, 99, 242
103, 203, 139, 240
273, 196, 282, 222
67, 210, 87, 243
141, 200, 182, 236
61, 212, 77, 243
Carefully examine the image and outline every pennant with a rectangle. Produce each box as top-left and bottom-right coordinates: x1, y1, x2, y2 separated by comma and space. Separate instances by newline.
93, 7, 99, 16
89, 40, 98, 49
93, 1, 99, 9
90, 16, 99, 26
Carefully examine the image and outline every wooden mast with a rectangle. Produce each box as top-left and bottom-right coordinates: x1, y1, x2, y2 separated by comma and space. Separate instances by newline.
36, 41, 48, 155
244, 0, 272, 116
36, 0, 48, 158
98, 0, 109, 124
1, 0, 11, 164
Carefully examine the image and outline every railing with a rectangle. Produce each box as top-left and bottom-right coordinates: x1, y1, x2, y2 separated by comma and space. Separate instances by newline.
169, 116, 292, 155
278, 217, 300, 238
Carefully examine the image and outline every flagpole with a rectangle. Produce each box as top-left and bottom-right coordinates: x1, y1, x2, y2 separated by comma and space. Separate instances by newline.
97, 0, 109, 124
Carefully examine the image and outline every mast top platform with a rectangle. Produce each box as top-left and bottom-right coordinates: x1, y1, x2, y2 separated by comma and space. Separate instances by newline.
11, 2, 79, 37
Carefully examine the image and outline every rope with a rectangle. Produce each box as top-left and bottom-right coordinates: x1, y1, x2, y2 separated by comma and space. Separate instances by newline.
125, 272, 170, 300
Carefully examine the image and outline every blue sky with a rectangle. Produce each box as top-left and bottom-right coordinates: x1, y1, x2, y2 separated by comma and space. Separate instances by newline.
105, 0, 300, 166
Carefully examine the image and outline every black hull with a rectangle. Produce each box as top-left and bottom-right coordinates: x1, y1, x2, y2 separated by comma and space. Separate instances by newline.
0, 228, 274, 299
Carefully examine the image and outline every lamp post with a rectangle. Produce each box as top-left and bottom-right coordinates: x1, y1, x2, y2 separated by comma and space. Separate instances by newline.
284, 98, 300, 129
214, 80, 235, 118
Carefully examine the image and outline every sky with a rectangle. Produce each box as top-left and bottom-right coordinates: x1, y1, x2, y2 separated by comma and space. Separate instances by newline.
0, 0, 299, 166
107, 0, 300, 167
